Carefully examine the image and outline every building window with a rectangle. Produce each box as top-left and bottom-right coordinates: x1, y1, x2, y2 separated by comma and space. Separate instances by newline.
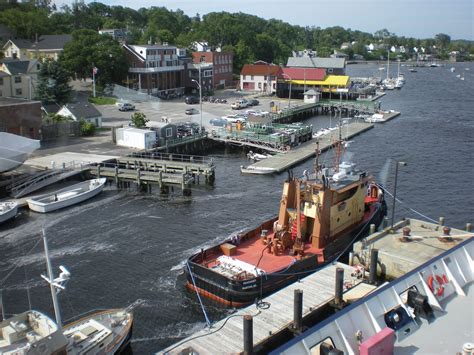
243, 75, 246, 80
15, 76, 22, 83
0, 78, 3, 86
165, 127, 173, 137
251, 75, 254, 80
16, 88, 22, 95
0, 90, 2, 97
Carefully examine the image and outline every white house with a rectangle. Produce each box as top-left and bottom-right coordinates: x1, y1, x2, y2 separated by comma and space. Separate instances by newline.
0, 59, 40, 99
240, 61, 281, 93
57, 102, 102, 127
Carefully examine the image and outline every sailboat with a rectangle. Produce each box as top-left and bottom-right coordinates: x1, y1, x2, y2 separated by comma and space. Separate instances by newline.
185, 126, 387, 307
0, 232, 134, 354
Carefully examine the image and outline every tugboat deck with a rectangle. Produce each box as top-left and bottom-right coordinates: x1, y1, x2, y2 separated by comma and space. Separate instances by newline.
160, 263, 373, 354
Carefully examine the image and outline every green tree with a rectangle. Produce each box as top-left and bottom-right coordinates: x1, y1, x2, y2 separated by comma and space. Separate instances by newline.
36, 58, 72, 104
130, 112, 149, 128
60, 29, 128, 87
79, 119, 96, 136
0, 7, 49, 39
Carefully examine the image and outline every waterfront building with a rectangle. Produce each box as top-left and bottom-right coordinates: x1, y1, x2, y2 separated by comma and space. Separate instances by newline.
276, 67, 349, 99
2, 35, 72, 61
123, 44, 186, 96
286, 56, 346, 75
239, 61, 282, 93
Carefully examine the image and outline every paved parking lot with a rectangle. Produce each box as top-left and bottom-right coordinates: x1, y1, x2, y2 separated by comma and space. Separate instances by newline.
94, 88, 292, 130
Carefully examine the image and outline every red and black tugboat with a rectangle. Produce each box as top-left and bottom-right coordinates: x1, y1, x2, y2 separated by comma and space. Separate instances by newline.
186, 140, 387, 307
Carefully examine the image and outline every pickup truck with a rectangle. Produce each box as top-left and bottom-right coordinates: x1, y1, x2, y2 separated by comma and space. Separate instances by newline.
231, 99, 249, 110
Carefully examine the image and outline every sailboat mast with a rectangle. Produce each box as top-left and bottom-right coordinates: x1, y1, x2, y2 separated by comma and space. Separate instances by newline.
387, 50, 390, 80
42, 230, 62, 329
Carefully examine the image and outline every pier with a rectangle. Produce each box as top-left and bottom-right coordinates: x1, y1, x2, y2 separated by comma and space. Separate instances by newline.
242, 121, 374, 174
89, 152, 215, 195
159, 263, 375, 354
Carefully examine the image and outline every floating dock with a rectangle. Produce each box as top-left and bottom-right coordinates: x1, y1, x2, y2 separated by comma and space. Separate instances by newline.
159, 263, 375, 354
352, 218, 474, 279
241, 121, 374, 174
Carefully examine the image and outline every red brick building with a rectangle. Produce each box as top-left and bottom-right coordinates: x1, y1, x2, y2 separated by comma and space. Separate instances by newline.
0, 97, 42, 139
192, 51, 233, 89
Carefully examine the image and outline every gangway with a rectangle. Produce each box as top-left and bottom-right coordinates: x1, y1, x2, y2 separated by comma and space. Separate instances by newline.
7, 162, 92, 198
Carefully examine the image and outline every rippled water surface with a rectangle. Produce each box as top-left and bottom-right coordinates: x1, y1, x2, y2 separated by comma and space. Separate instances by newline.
1, 63, 473, 353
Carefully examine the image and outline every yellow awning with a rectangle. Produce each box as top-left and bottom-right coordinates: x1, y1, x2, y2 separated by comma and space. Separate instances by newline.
289, 75, 349, 87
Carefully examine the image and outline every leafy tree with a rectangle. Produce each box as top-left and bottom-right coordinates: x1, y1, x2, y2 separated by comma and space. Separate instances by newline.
79, 119, 96, 136
130, 112, 149, 128
0, 7, 49, 39
60, 29, 128, 87
435, 33, 451, 51
36, 59, 72, 104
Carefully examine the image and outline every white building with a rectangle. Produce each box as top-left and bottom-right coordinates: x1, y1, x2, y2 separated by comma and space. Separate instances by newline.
116, 127, 156, 150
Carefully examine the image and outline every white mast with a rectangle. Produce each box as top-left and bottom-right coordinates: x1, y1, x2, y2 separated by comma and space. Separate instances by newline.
41, 230, 70, 330
386, 49, 390, 80
42, 231, 62, 329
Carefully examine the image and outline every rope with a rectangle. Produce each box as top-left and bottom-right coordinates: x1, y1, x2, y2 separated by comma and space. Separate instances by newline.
164, 309, 262, 352
0, 237, 42, 286
377, 183, 439, 224
186, 260, 211, 328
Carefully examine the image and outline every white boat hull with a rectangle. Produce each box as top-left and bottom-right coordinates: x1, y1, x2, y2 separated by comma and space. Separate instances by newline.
0, 133, 40, 173
27, 178, 106, 213
0, 201, 18, 223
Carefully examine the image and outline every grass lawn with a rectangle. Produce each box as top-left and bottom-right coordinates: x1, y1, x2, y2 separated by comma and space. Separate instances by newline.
88, 96, 116, 105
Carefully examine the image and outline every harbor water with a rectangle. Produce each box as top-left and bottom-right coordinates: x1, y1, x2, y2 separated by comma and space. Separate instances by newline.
1, 63, 473, 353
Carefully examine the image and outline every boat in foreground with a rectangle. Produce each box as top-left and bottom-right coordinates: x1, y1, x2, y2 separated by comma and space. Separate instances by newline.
0, 201, 18, 223
27, 178, 106, 213
0, 132, 40, 173
0, 233, 134, 354
187, 142, 387, 307
273, 237, 473, 355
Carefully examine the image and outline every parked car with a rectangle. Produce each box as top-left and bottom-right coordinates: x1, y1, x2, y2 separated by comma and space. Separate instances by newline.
210, 117, 227, 127
222, 114, 247, 123
185, 96, 199, 104
231, 99, 249, 110
118, 103, 135, 111
185, 108, 199, 115
248, 99, 259, 106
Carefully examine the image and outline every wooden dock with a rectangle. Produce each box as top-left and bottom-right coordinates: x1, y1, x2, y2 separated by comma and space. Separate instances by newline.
159, 263, 375, 354
88, 153, 215, 195
242, 121, 374, 174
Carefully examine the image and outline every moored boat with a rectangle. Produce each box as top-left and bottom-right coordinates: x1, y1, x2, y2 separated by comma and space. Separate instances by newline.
27, 178, 106, 213
0, 201, 18, 224
0, 233, 135, 354
186, 142, 387, 307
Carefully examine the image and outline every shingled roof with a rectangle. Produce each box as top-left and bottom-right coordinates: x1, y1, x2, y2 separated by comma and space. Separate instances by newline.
286, 57, 346, 69
3, 35, 72, 50
1, 59, 31, 75
241, 63, 282, 76
281, 67, 326, 81
63, 102, 102, 119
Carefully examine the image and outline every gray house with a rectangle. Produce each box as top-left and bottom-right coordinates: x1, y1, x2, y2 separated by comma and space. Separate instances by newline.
148, 121, 177, 145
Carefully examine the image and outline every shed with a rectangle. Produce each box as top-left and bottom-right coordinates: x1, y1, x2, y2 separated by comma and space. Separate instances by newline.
116, 127, 156, 150
303, 89, 321, 104
147, 121, 177, 140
